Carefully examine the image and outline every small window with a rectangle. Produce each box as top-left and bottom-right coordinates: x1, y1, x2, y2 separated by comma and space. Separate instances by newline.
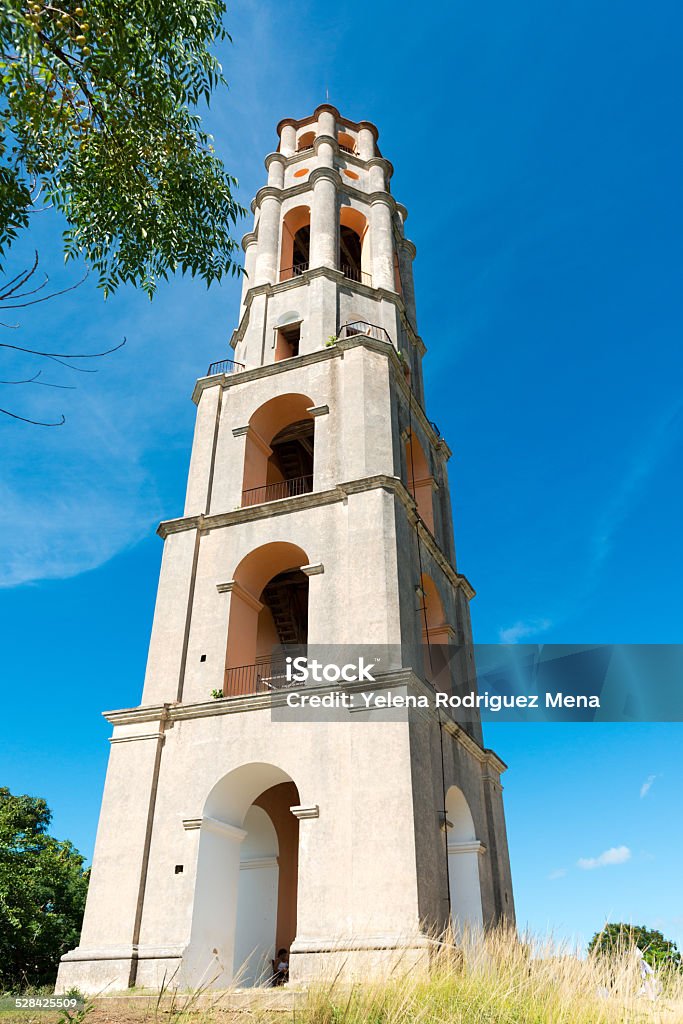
275, 322, 301, 361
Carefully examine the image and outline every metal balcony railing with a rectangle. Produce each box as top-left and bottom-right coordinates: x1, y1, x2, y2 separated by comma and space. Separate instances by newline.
206, 358, 245, 376
341, 264, 372, 286
223, 660, 292, 697
337, 320, 392, 345
241, 474, 313, 508
279, 262, 309, 282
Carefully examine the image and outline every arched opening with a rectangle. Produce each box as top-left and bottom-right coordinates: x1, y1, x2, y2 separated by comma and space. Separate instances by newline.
297, 130, 315, 152
224, 541, 310, 694
280, 207, 310, 281
419, 573, 452, 692
339, 207, 370, 284
405, 431, 435, 534
445, 786, 484, 937
185, 764, 300, 989
337, 130, 356, 154
242, 394, 315, 507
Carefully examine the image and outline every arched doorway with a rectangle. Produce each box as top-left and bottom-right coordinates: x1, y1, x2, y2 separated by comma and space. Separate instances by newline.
419, 573, 452, 693
184, 764, 300, 989
280, 206, 311, 280
339, 207, 370, 283
445, 786, 484, 937
405, 431, 435, 534
242, 393, 315, 507
224, 541, 310, 695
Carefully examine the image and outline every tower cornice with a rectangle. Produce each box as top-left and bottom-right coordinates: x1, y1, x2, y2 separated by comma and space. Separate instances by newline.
155, 469, 472, 598
230, 265, 425, 353
249, 175, 403, 218
276, 106, 380, 144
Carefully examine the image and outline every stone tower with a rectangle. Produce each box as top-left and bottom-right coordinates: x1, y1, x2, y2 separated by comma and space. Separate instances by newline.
57, 105, 514, 994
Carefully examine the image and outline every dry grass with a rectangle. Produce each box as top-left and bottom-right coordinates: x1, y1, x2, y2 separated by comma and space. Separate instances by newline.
303, 926, 683, 1023
3, 928, 682, 1024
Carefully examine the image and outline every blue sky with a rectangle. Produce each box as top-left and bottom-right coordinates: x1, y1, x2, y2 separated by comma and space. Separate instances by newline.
1, 0, 682, 952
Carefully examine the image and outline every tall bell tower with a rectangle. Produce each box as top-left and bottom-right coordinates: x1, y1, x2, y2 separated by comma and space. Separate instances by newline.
57, 105, 514, 994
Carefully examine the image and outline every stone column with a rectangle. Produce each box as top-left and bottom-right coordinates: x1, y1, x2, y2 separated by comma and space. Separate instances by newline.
398, 240, 418, 327
368, 158, 386, 192
371, 198, 396, 291
279, 121, 296, 157
316, 106, 337, 138
315, 136, 335, 170
239, 231, 257, 315
266, 153, 285, 188
357, 123, 376, 160
254, 189, 282, 285
309, 170, 338, 271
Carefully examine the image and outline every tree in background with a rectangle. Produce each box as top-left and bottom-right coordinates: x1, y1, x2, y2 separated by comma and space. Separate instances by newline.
0, 1, 245, 423
588, 923, 682, 971
0, 0, 244, 295
0, 787, 90, 989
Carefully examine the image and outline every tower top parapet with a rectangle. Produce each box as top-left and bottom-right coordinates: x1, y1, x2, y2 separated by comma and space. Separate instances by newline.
273, 104, 384, 165
276, 104, 381, 154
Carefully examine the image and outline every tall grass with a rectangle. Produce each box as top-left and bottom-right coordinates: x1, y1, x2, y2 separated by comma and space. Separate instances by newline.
301, 926, 683, 1024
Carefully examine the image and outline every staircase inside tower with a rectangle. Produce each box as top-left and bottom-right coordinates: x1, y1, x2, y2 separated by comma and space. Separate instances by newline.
267, 420, 314, 494
261, 569, 309, 647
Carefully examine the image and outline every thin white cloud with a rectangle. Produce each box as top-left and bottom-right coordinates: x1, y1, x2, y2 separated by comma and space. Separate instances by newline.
548, 868, 567, 880
589, 401, 683, 581
498, 618, 552, 644
640, 774, 657, 799
577, 846, 631, 870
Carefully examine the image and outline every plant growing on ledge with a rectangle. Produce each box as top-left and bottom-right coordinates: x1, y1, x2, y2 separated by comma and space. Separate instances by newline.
325, 335, 338, 347
211, 688, 224, 699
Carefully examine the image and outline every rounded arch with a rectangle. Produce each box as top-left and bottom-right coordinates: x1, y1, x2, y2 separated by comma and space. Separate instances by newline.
419, 572, 452, 692
280, 205, 311, 280
275, 310, 302, 328
225, 542, 310, 681
204, 761, 298, 827
405, 430, 435, 533
444, 785, 483, 936
297, 130, 315, 152
187, 763, 301, 989
445, 785, 477, 842
233, 541, 309, 603
421, 573, 446, 633
242, 393, 316, 503
339, 205, 370, 282
337, 130, 356, 153
249, 392, 314, 448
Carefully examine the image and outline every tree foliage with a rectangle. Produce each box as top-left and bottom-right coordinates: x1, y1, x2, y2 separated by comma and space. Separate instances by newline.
588, 922, 682, 970
0, 787, 90, 990
0, 0, 245, 295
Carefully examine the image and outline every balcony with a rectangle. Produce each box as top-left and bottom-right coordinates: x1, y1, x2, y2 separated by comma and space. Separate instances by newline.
206, 358, 245, 376
337, 320, 392, 345
241, 474, 313, 508
223, 659, 291, 697
341, 264, 372, 286
279, 261, 309, 282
